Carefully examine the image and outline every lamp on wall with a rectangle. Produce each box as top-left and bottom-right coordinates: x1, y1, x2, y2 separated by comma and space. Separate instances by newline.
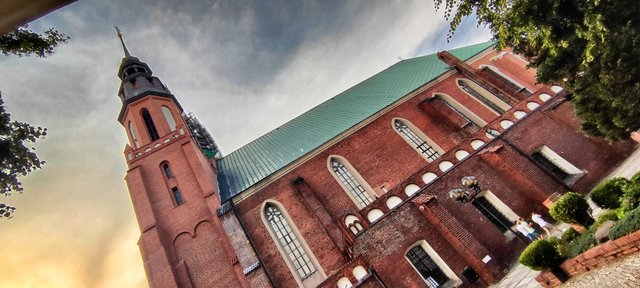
448, 176, 480, 203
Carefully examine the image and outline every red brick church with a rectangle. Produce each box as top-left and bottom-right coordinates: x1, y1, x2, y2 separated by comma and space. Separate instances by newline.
114, 32, 634, 287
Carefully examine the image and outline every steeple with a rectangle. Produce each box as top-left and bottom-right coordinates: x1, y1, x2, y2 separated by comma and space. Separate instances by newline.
115, 26, 131, 57
114, 27, 178, 123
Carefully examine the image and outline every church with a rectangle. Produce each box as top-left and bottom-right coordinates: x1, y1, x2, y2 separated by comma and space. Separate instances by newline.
113, 32, 635, 287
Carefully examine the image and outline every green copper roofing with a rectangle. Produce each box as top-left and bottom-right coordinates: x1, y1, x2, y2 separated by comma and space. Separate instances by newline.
216, 41, 495, 203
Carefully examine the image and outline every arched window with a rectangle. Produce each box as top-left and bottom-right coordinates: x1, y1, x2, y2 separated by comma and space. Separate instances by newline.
161, 106, 177, 131
432, 94, 487, 127
406, 241, 461, 287
404, 184, 421, 197
386, 196, 403, 209
367, 209, 384, 223
128, 121, 140, 148
171, 187, 184, 205
479, 65, 531, 94
162, 163, 173, 178
337, 277, 353, 288
263, 202, 319, 282
345, 215, 364, 235
141, 109, 160, 141
457, 79, 511, 114
329, 157, 376, 209
352, 266, 368, 281
393, 119, 442, 162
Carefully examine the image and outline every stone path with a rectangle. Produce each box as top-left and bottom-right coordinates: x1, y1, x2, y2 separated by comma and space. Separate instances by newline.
561, 252, 640, 287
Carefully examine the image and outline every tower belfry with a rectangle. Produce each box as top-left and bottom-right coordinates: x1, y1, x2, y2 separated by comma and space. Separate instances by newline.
113, 28, 248, 288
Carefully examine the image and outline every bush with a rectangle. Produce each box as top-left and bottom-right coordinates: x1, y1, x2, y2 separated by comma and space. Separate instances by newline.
565, 232, 597, 258
609, 206, 640, 240
588, 210, 619, 233
550, 192, 594, 227
560, 228, 580, 243
519, 239, 564, 271
590, 177, 628, 209
620, 178, 640, 214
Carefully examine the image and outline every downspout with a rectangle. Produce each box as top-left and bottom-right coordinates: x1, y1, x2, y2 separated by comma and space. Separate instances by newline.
230, 199, 276, 287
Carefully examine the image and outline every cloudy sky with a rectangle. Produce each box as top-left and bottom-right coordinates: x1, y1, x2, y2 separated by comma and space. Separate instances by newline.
0, 0, 490, 287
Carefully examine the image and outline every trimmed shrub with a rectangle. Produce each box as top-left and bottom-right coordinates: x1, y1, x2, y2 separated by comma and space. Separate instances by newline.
550, 192, 594, 227
519, 239, 564, 271
560, 228, 580, 243
590, 177, 628, 209
566, 232, 597, 258
588, 210, 619, 233
620, 178, 640, 214
609, 206, 640, 240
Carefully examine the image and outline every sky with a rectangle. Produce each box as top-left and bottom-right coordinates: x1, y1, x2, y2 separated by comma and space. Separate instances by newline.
0, 0, 491, 287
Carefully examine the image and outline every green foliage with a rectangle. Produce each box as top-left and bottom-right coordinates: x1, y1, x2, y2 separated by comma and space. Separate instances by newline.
590, 178, 628, 209
609, 206, 640, 240
588, 210, 618, 233
565, 232, 597, 258
550, 192, 594, 227
0, 26, 69, 57
620, 176, 640, 214
0, 93, 47, 218
560, 228, 580, 243
434, 0, 640, 140
519, 239, 564, 271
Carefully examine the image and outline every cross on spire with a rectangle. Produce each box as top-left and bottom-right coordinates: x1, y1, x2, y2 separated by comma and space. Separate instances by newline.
114, 26, 131, 57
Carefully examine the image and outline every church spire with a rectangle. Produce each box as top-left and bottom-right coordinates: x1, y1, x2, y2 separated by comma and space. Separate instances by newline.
114, 26, 131, 57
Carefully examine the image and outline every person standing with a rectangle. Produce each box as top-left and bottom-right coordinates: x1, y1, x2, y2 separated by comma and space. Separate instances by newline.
531, 212, 563, 237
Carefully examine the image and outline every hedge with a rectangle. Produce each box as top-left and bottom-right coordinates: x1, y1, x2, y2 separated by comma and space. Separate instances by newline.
519, 239, 564, 271
550, 192, 594, 227
609, 206, 640, 240
590, 177, 628, 209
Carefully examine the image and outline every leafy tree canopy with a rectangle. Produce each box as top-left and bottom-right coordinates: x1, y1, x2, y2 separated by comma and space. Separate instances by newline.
0, 26, 69, 57
435, 0, 640, 140
0, 26, 64, 218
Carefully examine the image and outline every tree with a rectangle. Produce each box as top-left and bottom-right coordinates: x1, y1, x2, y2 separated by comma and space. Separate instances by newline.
0, 26, 69, 57
434, 0, 640, 140
0, 26, 65, 218
550, 192, 594, 228
0, 94, 47, 218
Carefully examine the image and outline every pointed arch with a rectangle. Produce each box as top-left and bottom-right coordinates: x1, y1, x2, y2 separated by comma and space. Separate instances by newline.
392, 118, 444, 162
457, 78, 512, 114
161, 106, 177, 131
141, 109, 159, 141
261, 200, 326, 286
328, 156, 377, 209
432, 93, 487, 127
405, 240, 462, 287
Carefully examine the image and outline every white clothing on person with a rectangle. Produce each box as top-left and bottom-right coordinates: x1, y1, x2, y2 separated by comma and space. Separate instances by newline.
531, 213, 551, 227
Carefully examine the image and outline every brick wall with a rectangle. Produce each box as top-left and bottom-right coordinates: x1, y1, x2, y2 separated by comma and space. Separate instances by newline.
536, 230, 640, 287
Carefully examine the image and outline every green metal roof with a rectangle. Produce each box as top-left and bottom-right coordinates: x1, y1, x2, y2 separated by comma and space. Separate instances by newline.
216, 41, 495, 203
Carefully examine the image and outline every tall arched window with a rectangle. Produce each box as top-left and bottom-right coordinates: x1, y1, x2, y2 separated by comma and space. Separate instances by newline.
329, 157, 376, 209
432, 94, 487, 127
161, 106, 177, 131
141, 109, 160, 141
393, 119, 442, 162
457, 79, 511, 114
128, 121, 140, 148
406, 241, 461, 287
162, 163, 173, 179
263, 202, 321, 284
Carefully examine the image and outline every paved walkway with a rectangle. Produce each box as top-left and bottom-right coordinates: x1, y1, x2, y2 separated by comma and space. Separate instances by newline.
491, 144, 640, 288
562, 252, 640, 287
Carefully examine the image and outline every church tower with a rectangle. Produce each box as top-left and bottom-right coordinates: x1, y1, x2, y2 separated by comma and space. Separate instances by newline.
114, 29, 245, 288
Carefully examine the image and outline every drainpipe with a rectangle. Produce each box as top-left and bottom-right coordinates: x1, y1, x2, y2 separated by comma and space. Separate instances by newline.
230, 199, 276, 287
